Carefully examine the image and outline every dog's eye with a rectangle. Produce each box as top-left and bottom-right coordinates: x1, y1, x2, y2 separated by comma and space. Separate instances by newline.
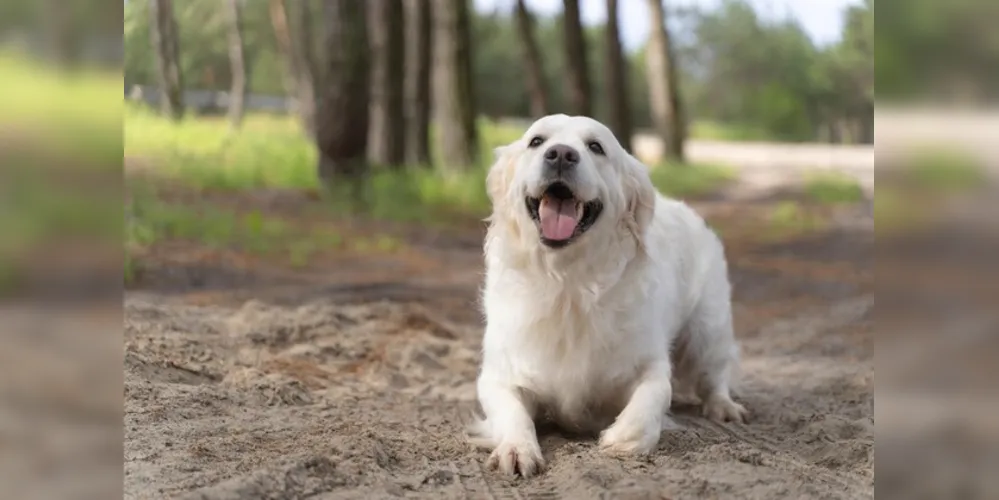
587, 141, 605, 155
528, 136, 545, 148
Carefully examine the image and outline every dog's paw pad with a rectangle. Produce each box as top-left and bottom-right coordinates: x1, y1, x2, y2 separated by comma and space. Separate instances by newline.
487, 440, 545, 478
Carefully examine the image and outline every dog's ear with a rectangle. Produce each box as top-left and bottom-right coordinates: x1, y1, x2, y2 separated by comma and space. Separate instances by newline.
486, 144, 516, 206
621, 154, 657, 242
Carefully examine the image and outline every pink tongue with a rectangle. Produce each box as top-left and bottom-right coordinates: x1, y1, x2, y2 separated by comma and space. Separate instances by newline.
539, 197, 579, 241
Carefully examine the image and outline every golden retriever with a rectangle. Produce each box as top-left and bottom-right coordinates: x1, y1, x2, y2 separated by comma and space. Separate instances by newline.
468, 114, 747, 477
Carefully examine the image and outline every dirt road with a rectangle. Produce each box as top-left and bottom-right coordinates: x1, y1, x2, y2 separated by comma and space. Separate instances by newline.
123, 188, 873, 499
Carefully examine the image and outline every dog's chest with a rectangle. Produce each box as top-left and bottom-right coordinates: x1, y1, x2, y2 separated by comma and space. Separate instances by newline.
513, 295, 651, 415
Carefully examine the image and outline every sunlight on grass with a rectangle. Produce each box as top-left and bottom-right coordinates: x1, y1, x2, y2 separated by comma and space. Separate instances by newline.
803, 172, 865, 204
126, 103, 498, 221
124, 104, 736, 230
125, 103, 318, 189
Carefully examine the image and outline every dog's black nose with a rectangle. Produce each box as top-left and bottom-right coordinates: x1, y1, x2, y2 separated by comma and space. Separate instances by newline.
543, 145, 580, 168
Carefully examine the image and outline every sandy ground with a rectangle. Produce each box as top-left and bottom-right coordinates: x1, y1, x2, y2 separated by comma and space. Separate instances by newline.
123, 185, 874, 499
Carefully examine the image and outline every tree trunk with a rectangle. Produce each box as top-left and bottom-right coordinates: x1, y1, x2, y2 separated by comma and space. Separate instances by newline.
431, 0, 478, 171
562, 0, 591, 117
604, 0, 632, 151
149, 0, 184, 120
315, 0, 370, 183
290, 0, 318, 132
224, 0, 247, 129
858, 101, 874, 144
403, 0, 432, 166
269, 0, 298, 107
42, 0, 79, 68
269, 0, 317, 137
367, 0, 406, 167
644, 0, 685, 163
514, 0, 549, 118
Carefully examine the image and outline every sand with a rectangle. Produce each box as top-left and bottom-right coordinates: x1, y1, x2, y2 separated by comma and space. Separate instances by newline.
124, 213, 873, 499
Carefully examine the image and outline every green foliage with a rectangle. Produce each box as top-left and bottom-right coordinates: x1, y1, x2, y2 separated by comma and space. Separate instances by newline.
803, 173, 865, 205
876, 0, 999, 101
126, 0, 292, 93
124, 0, 872, 144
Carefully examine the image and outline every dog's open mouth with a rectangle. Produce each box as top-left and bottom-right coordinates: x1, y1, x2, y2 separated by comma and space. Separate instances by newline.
526, 182, 603, 248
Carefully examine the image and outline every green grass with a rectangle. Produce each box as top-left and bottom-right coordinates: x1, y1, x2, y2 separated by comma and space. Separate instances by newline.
873, 147, 988, 236
124, 182, 404, 282
125, 103, 318, 189
803, 172, 865, 205
649, 162, 736, 198
125, 104, 735, 222
123, 104, 738, 282
125, 102, 499, 223
905, 147, 987, 192
767, 201, 826, 236
0, 53, 121, 295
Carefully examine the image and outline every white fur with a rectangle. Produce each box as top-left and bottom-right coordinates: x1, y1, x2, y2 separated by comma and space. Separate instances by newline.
470, 115, 747, 477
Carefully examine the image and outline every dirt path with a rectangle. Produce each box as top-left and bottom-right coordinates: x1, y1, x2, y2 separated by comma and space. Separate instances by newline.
124, 196, 873, 499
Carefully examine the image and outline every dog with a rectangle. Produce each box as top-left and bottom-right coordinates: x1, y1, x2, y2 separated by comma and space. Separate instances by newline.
468, 114, 747, 477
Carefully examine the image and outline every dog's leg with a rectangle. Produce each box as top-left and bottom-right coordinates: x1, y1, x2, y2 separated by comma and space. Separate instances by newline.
686, 270, 749, 424
598, 359, 672, 455
472, 376, 545, 477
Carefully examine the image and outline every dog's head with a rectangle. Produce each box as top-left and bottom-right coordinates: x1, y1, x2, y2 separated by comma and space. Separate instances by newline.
486, 114, 656, 253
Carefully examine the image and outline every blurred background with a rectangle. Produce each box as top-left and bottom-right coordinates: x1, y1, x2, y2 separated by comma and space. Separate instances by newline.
0, 0, 996, 498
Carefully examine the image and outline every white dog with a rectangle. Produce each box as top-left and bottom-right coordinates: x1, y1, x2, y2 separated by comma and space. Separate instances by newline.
468, 114, 747, 477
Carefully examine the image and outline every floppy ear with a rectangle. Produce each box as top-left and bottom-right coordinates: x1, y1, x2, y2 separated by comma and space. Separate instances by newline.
485, 145, 516, 206
621, 154, 657, 243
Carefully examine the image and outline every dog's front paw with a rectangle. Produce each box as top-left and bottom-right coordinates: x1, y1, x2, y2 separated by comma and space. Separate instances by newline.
598, 416, 662, 456
702, 394, 748, 424
487, 439, 545, 478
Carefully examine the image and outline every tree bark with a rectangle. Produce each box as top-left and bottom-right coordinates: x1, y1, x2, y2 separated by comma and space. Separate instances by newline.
367, 0, 407, 167
269, 0, 317, 136
562, 0, 591, 117
604, 0, 632, 151
514, 0, 549, 118
645, 0, 686, 162
403, 0, 432, 166
431, 0, 478, 171
149, 0, 184, 120
315, 0, 370, 183
224, 0, 247, 129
